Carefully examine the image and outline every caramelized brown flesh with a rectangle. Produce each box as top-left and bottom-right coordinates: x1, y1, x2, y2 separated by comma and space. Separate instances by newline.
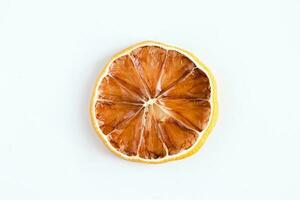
158, 99, 211, 132
161, 68, 211, 100
159, 119, 198, 155
108, 110, 144, 156
109, 55, 148, 100
98, 75, 143, 103
95, 101, 142, 135
131, 46, 167, 97
158, 50, 195, 94
152, 104, 198, 155
138, 108, 166, 159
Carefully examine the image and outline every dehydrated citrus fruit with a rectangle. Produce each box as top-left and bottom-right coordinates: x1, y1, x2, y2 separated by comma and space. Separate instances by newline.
90, 41, 218, 163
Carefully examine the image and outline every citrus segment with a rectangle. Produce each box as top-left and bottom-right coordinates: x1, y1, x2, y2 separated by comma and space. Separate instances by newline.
151, 103, 198, 155
161, 67, 211, 100
138, 108, 167, 159
98, 75, 143, 103
158, 50, 195, 94
108, 110, 144, 156
109, 55, 148, 100
131, 46, 167, 97
90, 41, 218, 163
158, 99, 211, 132
158, 118, 198, 155
95, 101, 141, 135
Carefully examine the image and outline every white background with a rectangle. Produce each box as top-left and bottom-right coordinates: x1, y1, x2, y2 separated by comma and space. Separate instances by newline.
0, 0, 299, 199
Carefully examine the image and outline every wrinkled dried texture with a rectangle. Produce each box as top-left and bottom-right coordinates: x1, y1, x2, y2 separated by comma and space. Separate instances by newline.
158, 50, 195, 94
99, 75, 143, 103
161, 68, 211, 100
108, 110, 144, 156
159, 99, 211, 132
95, 101, 141, 134
131, 46, 167, 97
95, 45, 212, 159
109, 55, 148, 100
158, 118, 198, 155
152, 103, 198, 155
138, 109, 167, 159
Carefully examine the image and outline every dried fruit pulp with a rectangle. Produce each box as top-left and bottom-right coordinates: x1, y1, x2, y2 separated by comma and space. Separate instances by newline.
91, 41, 217, 163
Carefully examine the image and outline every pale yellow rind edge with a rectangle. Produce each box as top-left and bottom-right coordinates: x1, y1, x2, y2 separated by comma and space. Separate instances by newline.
89, 40, 219, 164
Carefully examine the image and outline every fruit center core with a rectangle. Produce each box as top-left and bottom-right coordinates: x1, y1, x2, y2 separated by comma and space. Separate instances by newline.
143, 98, 157, 107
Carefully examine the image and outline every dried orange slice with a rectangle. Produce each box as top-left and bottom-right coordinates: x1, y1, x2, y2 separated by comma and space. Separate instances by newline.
90, 41, 218, 163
